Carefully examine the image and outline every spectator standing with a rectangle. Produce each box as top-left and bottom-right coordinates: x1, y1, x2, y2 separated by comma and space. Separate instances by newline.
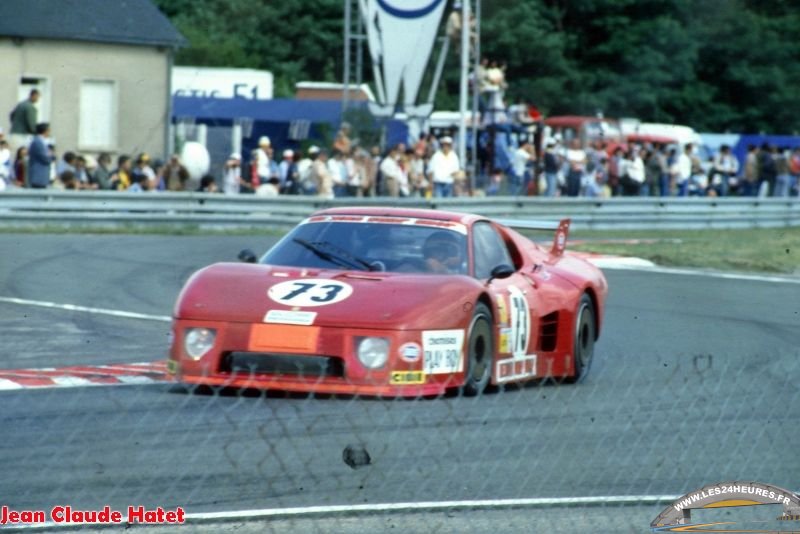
333, 123, 352, 155
295, 148, 316, 195
428, 136, 461, 198
379, 144, 405, 197
74, 155, 95, 189
543, 140, 560, 197
676, 144, 693, 196
743, 144, 759, 197
222, 153, 244, 195
109, 155, 132, 191
327, 150, 349, 197
93, 153, 113, 190
710, 145, 739, 196
255, 136, 276, 186
131, 153, 156, 190
9, 89, 39, 152
27, 123, 52, 189
757, 144, 776, 197
644, 147, 661, 197
310, 148, 334, 199
564, 139, 586, 197
789, 147, 800, 197
12, 146, 27, 187
164, 155, 190, 191
278, 150, 300, 195
620, 149, 644, 196
774, 147, 791, 198
0, 138, 11, 188
511, 142, 534, 196
607, 146, 624, 196
56, 151, 77, 179
406, 148, 428, 197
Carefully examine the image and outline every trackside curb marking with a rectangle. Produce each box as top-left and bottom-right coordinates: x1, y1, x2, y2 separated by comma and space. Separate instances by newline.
0, 362, 171, 390
0, 296, 171, 322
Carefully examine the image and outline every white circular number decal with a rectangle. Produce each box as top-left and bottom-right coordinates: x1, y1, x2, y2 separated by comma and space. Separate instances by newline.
268, 279, 353, 307
507, 286, 530, 358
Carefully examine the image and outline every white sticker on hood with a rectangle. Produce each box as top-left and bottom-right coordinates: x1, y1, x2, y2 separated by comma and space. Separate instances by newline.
264, 310, 317, 325
268, 279, 353, 307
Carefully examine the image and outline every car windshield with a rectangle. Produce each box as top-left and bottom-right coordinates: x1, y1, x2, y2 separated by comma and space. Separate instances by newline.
262, 221, 468, 275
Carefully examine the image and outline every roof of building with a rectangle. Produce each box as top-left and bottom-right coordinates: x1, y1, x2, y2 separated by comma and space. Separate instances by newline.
0, 0, 185, 48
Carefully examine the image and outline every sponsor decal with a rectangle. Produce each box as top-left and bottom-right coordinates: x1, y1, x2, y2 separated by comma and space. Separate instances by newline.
507, 286, 531, 358
268, 279, 353, 307
264, 309, 317, 326
390, 371, 426, 385
399, 342, 422, 363
166, 360, 178, 374
495, 355, 537, 383
498, 328, 512, 354
422, 330, 465, 374
0, 506, 185, 526
496, 296, 509, 325
651, 481, 800, 532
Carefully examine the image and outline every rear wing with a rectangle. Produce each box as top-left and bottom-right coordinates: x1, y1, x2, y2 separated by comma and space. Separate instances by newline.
495, 218, 571, 257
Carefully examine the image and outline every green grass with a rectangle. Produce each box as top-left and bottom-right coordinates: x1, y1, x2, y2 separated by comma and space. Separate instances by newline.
2, 224, 798, 276
567, 227, 800, 275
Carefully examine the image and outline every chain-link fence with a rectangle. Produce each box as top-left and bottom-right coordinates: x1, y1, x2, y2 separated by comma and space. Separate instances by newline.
1, 232, 799, 533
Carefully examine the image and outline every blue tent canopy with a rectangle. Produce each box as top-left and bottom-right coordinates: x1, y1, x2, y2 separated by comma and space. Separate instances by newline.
172, 96, 409, 156
173, 96, 349, 125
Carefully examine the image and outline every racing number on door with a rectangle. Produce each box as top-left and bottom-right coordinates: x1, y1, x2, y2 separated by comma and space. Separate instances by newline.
267, 279, 353, 307
508, 286, 531, 357
281, 282, 344, 303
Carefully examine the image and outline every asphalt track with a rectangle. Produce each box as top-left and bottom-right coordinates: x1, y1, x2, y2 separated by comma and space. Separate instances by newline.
0, 233, 799, 533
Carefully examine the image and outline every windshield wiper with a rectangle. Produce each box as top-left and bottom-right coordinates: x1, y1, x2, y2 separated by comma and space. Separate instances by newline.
292, 238, 375, 271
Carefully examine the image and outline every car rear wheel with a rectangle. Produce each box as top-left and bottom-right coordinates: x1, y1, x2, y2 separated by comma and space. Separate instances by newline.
461, 302, 493, 396
566, 294, 595, 383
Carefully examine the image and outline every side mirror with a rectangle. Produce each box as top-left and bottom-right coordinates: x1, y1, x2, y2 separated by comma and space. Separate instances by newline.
487, 264, 515, 284
238, 249, 257, 263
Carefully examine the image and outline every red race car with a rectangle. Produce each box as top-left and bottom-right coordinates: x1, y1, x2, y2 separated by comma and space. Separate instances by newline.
167, 207, 608, 397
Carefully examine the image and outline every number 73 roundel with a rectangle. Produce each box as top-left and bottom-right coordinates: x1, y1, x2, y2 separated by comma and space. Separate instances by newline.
268, 279, 354, 307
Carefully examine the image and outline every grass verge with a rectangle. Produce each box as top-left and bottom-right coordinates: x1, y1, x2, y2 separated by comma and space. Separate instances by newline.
1, 224, 798, 275
567, 227, 800, 275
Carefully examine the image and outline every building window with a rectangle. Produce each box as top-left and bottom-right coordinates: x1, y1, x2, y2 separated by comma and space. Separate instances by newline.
79, 80, 116, 149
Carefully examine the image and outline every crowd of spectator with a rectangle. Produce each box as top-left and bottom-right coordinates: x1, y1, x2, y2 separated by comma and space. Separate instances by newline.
2, 89, 797, 198
222, 126, 466, 199
535, 138, 800, 198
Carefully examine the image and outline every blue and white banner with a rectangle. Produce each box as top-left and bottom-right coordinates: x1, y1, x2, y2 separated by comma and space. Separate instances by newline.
360, 0, 447, 117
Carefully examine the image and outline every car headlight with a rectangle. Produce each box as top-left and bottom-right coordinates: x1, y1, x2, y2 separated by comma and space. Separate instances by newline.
357, 337, 389, 369
184, 328, 216, 360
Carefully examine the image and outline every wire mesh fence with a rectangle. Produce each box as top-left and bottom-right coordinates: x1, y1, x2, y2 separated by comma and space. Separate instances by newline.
1, 232, 799, 533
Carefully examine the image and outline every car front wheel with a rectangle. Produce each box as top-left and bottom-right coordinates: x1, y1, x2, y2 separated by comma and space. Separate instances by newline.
567, 293, 595, 383
461, 302, 493, 396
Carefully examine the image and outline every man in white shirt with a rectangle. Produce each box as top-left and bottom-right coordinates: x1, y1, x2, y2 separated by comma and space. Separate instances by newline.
676, 144, 693, 196
255, 136, 273, 185
222, 153, 243, 195
379, 144, 405, 197
428, 136, 461, 198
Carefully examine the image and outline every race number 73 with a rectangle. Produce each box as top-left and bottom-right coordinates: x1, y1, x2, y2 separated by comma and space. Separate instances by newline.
267, 279, 353, 307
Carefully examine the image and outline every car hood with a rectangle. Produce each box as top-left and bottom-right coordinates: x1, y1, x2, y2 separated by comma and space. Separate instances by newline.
174, 263, 481, 330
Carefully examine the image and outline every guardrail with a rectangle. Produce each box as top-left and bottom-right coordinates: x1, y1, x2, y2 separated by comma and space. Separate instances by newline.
0, 190, 797, 230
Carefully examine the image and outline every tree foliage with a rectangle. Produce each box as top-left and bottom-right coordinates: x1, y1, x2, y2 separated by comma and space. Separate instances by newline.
154, 0, 800, 133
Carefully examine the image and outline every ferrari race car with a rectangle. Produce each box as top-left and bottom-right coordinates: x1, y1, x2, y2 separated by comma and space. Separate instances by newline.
168, 207, 608, 396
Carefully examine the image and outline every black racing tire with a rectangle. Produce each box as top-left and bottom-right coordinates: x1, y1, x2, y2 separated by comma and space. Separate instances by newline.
461, 302, 493, 396
566, 293, 596, 383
